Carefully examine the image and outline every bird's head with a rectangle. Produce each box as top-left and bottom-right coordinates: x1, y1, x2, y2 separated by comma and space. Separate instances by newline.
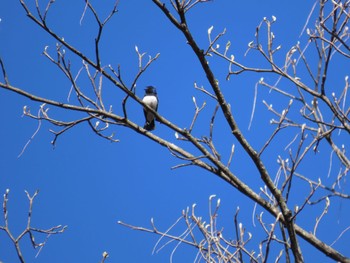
145, 86, 157, 95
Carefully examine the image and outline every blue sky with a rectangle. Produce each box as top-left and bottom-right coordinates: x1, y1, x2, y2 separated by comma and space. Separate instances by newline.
0, 1, 349, 262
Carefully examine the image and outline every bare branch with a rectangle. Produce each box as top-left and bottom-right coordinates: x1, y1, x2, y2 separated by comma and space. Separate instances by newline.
0, 190, 66, 263
0, 58, 9, 84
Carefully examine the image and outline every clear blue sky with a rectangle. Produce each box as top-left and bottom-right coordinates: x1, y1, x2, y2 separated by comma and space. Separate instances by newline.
0, 1, 349, 262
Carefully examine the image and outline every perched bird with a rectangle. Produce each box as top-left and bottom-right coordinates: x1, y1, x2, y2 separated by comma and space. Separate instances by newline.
142, 86, 158, 131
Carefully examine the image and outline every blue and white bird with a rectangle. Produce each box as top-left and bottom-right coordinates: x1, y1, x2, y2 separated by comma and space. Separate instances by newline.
142, 86, 158, 131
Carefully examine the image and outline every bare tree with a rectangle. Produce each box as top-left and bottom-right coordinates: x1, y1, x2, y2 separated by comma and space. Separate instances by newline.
0, 0, 349, 262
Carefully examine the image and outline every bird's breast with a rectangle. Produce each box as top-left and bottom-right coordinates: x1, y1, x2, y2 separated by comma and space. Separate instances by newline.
142, 95, 158, 109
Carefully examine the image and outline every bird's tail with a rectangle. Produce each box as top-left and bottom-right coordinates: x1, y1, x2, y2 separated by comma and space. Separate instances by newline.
144, 120, 155, 131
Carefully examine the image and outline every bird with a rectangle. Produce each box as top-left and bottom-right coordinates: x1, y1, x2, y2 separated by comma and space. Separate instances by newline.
142, 86, 158, 131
